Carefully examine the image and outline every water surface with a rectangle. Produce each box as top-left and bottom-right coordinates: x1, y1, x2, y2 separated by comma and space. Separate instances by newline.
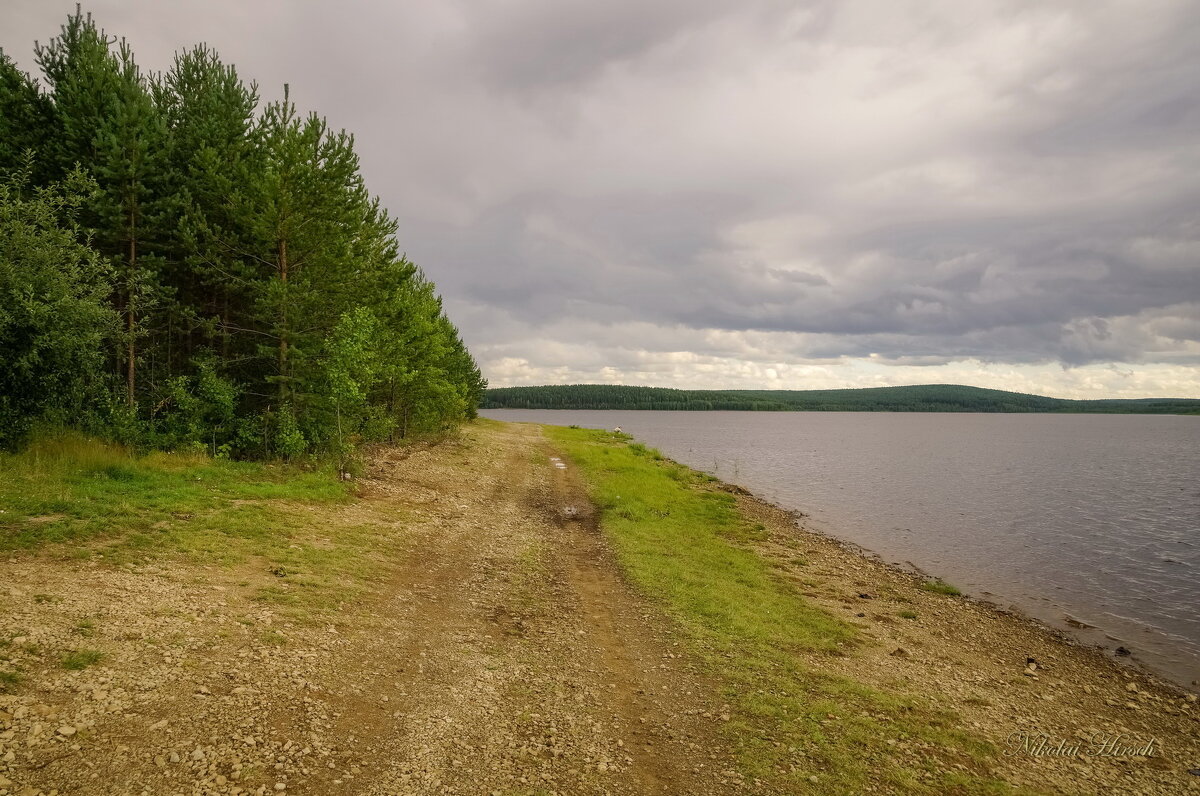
484, 409, 1200, 687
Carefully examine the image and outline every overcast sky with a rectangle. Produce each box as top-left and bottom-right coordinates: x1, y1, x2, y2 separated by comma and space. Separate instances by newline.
4, 1, 1198, 398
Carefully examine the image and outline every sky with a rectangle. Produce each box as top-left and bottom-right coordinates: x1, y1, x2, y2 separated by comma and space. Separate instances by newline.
3, 1, 1198, 398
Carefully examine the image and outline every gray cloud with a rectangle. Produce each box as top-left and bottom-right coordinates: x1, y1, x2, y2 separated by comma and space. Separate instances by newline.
3, 0, 1198, 395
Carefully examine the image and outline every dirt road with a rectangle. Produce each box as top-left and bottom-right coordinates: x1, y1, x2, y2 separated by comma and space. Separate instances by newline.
0, 422, 738, 795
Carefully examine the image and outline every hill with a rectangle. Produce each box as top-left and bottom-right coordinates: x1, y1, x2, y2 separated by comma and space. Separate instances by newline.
483, 383, 1200, 414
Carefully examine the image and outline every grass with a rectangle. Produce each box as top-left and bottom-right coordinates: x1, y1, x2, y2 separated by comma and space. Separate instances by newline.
0, 431, 401, 617
0, 669, 22, 691
920, 579, 963, 596
0, 431, 347, 553
546, 425, 1017, 795
61, 649, 104, 670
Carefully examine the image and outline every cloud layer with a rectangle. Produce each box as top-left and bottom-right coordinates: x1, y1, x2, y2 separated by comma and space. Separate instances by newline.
5, 0, 1198, 397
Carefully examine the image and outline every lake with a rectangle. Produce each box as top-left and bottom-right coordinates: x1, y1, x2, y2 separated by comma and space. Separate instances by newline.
483, 409, 1200, 688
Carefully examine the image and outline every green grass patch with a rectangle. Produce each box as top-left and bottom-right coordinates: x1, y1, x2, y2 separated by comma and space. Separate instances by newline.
546, 425, 1017, 795
61, 649, 103, 670
0, 431, 404, 618
898, 610, 919, 620
0, 432, 348, 555
920, 579, 963, 596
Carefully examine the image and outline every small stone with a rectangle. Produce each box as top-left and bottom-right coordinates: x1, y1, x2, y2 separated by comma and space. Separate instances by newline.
191, 747, 205, 761
275, 783, 287, 792
890, 648, 909, 658
1125, 683, 1138, 693
169, 751, 180, 763
57, 725, 77, 737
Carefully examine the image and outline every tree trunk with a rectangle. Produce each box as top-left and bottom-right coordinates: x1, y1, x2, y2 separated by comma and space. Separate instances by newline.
126, 207, 137, 408
277, 236, 288, 402
222, 290, 230, 363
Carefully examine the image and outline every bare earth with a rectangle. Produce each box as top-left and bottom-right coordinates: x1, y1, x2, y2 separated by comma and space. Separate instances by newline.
0, 420, 1198, 795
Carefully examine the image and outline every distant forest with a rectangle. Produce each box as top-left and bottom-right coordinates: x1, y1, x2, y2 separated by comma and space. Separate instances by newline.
484, 384, 1200, 414
0, 8, 485, 458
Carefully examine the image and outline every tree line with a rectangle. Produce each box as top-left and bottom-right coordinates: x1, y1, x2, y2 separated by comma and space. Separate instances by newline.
483, 384, 1200, 414
1, 8, 485, 459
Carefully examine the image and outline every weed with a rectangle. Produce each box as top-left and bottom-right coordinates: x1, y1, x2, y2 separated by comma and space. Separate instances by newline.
61, 649, 103, 670
260, 630, 287, 646
898, 610, 919, 620
920, 579, 963, 596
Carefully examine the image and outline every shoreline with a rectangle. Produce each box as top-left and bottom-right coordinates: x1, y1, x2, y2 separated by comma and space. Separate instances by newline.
484, 408, 1198, 695
544, 421, 1200, 793
748, 489, 1198, 696
689, 460, 1200, 792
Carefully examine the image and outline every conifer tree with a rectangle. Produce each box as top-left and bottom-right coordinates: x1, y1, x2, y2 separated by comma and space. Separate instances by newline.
92, 39, 165, 407
244, 86, 368, 407
1, 8, 487, 456
153, 45, 259, 376
0, 52, 53, 179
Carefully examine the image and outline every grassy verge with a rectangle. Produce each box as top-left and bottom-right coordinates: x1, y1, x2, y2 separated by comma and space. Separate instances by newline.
546, 425, 1018, 795
0, 432, 390, 615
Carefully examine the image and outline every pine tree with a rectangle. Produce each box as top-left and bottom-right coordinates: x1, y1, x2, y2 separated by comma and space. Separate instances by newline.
0, 51, 53, 179
34, 6, 120, 185
1, 8, 486, 455
91, 39, 165, 407
153, 45, 259, 381
35, 8, 166, 409
243, 86, 368, 408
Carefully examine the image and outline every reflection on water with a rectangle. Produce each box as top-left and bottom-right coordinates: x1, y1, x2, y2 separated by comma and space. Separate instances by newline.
484, 409, 1200, 687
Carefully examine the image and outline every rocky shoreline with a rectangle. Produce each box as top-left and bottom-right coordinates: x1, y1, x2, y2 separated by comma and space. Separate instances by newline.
719, 480, 1200, 793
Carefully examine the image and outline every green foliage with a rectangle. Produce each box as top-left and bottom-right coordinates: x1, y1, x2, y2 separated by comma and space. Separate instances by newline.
0, 167, 115, 446
485, 383, 1200, 414
0, 9, 484, 458
0, 51, 53, 178
919, 579, 962, 596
